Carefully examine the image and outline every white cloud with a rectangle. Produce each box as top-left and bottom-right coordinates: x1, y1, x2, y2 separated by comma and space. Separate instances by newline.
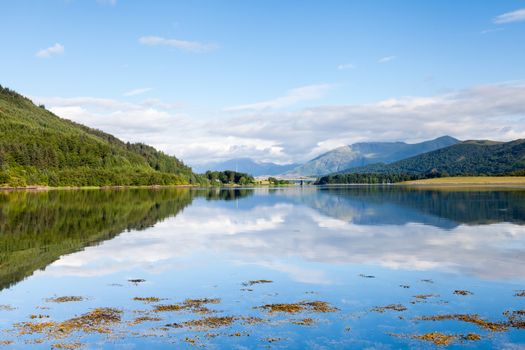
123, 87, 152, 97
34, 96, 183, 134
378, 55, 396, 63
138, 36, 218, 53
35, 43, 64, 58
337, 63, 356, 70
493, 8, 525, 24
33, 82, 525, 165
225, 84, 335, 112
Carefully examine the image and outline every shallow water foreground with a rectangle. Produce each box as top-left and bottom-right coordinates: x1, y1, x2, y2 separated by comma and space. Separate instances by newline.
0, 186, 524, 349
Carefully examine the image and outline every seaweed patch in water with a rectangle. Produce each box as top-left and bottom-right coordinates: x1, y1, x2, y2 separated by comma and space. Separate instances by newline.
371, 304, 407, 313
257, 301, 338, 314
413, 294, 436, 299
30, 314, 50, 319
51, 343, 83, 349
46, 296, 85, 303
258, 303, 303, 314
16, 307, 122, 339
184, 336, 201, 346
16, 321, 57, 335
241, 316, 265, 325
413, 332, 456, 346
409, 331, 482, 346
264, 337, 283, 343
417, 314, 508, 332
291, 317, 315, 326
242, 280, 273, 287
133, 297, 163, 303
129, 316, 162, 326
453, 290, 473, 296
461, 333, 481, 341
183, 316, 237, 329
154, 304, 184, 312
303, 301, 338, 313
410, 294, 439, 304
504, 310, 525, 329
153, 298, 220, 314
184, 298, 220, 308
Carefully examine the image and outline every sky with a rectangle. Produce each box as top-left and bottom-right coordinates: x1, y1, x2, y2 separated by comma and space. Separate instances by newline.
1, 0, 525, 165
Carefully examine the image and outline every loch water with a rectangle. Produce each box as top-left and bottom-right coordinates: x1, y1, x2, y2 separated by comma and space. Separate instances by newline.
0, 186, 524, 349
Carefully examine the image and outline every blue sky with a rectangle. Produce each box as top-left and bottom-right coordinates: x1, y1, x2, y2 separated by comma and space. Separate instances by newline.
1, 0, 525, 164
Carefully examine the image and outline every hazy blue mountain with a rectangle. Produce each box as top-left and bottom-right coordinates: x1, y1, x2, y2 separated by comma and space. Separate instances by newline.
290, 136, 460, 176
193, 158, 300, 176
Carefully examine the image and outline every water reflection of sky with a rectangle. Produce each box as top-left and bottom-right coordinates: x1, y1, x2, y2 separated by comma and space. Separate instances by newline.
1, 187, 524, 349
40, 191, 525, 282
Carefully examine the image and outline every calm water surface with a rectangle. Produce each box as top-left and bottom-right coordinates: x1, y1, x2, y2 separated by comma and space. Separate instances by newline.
0, 186, 524, 349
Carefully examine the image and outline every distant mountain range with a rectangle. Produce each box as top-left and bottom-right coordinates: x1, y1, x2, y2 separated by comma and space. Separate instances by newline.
340, 139, 525, 176
192, 158, 300, 176
288, 136, 460, 176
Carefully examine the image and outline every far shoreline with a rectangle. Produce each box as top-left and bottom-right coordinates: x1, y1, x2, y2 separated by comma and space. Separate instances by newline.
400, 176, 525, 187
2, 176, 525, 191
0, 183, 300, 191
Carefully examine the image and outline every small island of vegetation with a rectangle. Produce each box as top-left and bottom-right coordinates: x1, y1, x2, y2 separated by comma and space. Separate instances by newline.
204, 170, 255, 186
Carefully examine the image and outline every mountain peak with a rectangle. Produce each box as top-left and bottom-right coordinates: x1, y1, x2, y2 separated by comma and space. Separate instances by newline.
290, 136, 460, 176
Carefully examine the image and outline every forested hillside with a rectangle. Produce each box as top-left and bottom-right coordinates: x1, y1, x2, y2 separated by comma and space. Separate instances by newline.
0, 85, 206, 186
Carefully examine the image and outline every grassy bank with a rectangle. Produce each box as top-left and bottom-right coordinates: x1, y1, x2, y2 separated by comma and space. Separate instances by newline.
401, 176, 525, 186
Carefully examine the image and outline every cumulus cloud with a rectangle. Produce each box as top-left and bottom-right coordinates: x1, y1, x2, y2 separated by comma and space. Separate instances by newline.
138, 36, 218, 53
216, 83, 525, 161
225, 84, 335, 112
35, 43, 64, 58
378, 55, 396, 63
493, 8, 525, 24
35, 96, 183, 134
34, 82, 525, 165
123, 87, 152, 96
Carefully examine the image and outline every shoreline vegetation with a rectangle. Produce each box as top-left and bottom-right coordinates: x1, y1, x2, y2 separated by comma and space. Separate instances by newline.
2, 176, 525, 191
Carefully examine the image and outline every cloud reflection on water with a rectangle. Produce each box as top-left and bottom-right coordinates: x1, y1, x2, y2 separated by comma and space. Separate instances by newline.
42, 189, 525, 282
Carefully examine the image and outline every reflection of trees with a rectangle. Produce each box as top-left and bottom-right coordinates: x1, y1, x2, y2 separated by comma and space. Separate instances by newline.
303, 186, 525, 227
0, 188, 253, 291
203, 188, 254, 201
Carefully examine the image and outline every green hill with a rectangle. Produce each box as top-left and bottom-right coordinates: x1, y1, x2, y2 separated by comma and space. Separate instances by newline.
316, 139, 525, 184
0, 85, 206, 187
